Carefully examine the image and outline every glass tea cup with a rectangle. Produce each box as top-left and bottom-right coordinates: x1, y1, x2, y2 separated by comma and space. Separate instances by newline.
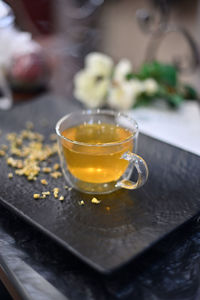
56, 110, 148, 194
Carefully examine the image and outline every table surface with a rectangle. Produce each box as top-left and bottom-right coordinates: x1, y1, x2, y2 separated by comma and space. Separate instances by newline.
130, 101, 200, 156
0, 94, 200, 300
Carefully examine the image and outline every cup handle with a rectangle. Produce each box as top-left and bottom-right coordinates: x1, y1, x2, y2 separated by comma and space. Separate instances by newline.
115, 151, 149, 190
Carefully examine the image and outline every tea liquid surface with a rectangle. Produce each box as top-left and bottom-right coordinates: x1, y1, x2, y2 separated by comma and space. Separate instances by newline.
61, 123, 133, 183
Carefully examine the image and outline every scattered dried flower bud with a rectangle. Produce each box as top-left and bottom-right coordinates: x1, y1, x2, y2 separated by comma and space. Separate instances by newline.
53, 163, 60, 170
53, 192, 58, 199
91, 197, 101, 204
78, 200, 84, 206
51, 171, 62, 179
0, 150, 5, 156
42, 167, 51, 173
6, 133, 17, 141
41, 179, 48, 185
42, 191, 50, 196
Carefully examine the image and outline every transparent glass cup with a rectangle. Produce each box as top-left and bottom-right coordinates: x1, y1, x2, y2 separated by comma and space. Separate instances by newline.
56, 110, 148, 194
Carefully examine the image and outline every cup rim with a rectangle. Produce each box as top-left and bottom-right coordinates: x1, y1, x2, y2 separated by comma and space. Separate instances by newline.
55, 109, 138, 147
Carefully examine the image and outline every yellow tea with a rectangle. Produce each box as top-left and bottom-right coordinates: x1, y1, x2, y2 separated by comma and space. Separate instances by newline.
61, 123, 133, 183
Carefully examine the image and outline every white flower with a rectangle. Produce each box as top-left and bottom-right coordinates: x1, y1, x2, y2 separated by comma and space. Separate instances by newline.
108, 79, 144, 111
73, 70, 109, 108
130, 79, 144, 96
85, 52, 113, 77
74, 52, 113, 108
107, 83, 133, 110
143, 78, 158, 95
114, 59, 132, 82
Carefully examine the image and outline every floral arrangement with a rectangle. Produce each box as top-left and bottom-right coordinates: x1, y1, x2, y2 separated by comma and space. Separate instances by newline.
74, 52, 198, 110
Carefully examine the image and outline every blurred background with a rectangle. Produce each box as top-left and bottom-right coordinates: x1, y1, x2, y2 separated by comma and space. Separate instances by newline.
1, 0, 199, 101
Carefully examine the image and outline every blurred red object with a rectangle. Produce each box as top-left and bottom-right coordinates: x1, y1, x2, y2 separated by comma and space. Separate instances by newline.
8, 52, 49, 92
11, 53, 45, 82
20, 0, 53, 34
6, 0, 54, 35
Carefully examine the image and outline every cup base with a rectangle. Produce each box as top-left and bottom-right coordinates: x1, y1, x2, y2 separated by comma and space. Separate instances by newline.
75, 179, 120, 194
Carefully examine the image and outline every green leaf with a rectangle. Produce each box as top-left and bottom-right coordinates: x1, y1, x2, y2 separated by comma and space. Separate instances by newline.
182, 84, 198, 100
124, 61, 198, 109
134, 94, 155, 108
166, 94, 184, 108
126, 73, 135, 80
138, 61, 177, 87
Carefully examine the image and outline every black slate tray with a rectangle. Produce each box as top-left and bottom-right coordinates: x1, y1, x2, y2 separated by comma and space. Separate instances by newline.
0, 94, 200, 273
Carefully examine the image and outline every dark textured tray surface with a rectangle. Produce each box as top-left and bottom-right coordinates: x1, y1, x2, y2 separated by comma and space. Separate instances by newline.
0, 94, 200, 273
